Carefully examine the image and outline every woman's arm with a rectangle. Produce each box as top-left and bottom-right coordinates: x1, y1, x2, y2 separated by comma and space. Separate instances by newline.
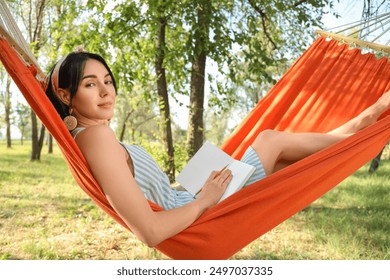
75, 125, 231, 247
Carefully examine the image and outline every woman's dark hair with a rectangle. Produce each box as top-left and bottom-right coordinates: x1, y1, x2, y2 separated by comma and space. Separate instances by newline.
46, 52, 117, 119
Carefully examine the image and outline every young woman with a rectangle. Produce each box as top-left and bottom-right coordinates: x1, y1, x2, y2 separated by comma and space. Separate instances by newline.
46, 50, 390, 247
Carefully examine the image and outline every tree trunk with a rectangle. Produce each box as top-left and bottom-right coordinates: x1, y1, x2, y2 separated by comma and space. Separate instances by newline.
48, 134, 53, 154
30, 110, 46, 160
29, 0, 46, 161
31, 110, 39, 160
187, 1, 211, 158
155, 16, 175, 182
38, 123, 46, 155
119, 122, 127, 142
5, 75, 12, 148
368, 149, 383, 173
119, 111, 132, 142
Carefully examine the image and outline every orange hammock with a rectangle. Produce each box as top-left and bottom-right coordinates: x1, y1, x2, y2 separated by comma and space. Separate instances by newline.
0, 35, 389, 260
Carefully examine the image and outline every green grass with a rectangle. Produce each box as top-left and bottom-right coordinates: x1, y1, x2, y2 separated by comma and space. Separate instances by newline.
0, 141, 389, 260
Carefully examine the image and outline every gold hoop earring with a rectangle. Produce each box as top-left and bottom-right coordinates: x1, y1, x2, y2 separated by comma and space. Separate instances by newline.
63, 108, 78, 131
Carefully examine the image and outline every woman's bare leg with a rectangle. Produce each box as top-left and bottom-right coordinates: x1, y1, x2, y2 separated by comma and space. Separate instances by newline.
329, 91, 390, 135
252, 131, 350, 175
252, 91, 390, 175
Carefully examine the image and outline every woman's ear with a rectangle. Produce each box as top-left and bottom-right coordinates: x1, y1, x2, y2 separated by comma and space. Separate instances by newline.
56, 89, 71, 106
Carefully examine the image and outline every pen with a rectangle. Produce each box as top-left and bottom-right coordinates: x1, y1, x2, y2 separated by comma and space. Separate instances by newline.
195, 164, 229, 196
215, 164, 229, 178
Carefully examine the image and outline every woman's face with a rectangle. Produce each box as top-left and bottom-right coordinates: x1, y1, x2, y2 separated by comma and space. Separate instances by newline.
71, 59, 116, 127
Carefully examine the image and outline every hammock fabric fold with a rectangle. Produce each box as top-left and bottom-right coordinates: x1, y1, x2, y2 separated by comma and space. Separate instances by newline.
0, 35, 389, 260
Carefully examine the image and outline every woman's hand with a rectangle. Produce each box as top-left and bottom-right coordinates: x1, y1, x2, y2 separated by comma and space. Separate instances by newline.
196, 169, 233, 208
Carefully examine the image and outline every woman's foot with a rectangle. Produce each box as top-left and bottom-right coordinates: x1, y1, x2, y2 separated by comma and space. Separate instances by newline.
358, 90, 390, 128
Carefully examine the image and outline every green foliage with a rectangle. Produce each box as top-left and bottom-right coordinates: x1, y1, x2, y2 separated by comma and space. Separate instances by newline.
140, 140, 188, 176
114, 83, 159, 143
4, 0, 339, 157
14, 101, 31, 141
91, 0, 338, 152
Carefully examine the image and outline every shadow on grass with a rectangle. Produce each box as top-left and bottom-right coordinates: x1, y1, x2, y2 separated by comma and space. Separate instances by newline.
236, 204, 390, 260
0, 192, 97, 221
300, 205, 389, 258
0, 170, 13, 181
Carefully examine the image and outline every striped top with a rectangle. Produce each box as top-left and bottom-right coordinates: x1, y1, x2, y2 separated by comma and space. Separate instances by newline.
71, 127, 267, 210
71, 127, 192, 210
120, 143, 177, 209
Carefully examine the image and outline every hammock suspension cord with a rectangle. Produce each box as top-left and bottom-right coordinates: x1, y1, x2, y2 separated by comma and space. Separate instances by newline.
318, 10, 390, 55
0, 0, 45, 80
327, 12, 390, 43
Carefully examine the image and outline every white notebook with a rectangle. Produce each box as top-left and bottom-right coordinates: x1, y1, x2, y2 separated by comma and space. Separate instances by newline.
176, 141, 256, 201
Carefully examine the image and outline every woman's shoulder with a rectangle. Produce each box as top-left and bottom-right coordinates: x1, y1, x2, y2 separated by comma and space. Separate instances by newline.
74, 125, 117, 149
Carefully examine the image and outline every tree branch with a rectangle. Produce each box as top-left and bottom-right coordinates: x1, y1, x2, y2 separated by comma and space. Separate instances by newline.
293, 0, 311, 7
247, 0, 278, 49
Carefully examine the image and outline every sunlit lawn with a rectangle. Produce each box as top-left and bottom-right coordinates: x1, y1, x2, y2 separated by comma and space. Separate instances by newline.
0, 141, 389, 260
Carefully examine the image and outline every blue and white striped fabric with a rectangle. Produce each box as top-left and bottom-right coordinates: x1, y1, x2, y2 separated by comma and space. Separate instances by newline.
72, 128, 267, 210
72, 127, 195, 210
241, 146, 267, 187
121, 144, 195, 210
122, 144, 267, 209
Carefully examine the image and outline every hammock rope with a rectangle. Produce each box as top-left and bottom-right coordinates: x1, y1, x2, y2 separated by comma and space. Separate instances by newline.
321, 11, 390, 54
315, 30, 390, 54
326, 12, 390, 33
0, 0, 45, 84
334, 12, 390, 39
1, 1, 389, 259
